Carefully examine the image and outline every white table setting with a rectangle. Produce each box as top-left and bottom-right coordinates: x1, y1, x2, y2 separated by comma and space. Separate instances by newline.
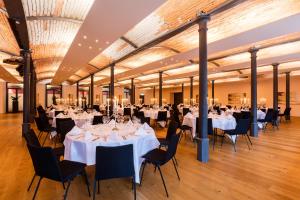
63, 120, 159, 183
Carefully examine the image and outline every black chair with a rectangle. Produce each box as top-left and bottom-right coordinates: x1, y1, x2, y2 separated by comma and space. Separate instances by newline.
56, 118, 75, 143
164, 106, 170, 111
93, 105, 100, 112
156, 111, 167, 128
258, 109, 274, 131
92, 116, 103, 125
93, 144, 136, 200
260, 108, 266, 113
182, 108, 190, 116
123, 107, 132, 118
26, 144, 90, 200
272, 109, 279, 129
196, 118, 215, 148
24, 129, 65, 192
241, 111, 251, 119
222, 118, 251, 152
158, 120, 178, 147
136, 111, 150, 125
279, 107, 291, 122
140, 132, 181, 197
233, 112, 243, 121
226, 105, 232, 109
34, 117, 55, 146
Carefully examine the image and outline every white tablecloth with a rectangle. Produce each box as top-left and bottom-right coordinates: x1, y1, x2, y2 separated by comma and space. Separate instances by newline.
63, 123, 159, 183
141, 109, 170, 120
182, 113, 237, 138
52, 112, 101, 128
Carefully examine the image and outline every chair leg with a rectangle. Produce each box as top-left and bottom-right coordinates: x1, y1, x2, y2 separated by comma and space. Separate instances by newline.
82, 170, 91, 197
157, 165, 169, 197
42, 132, 50, 146
93, 180, 97, 200
27, 173, 36, 191
132, 176, 136, 200
230, 136, 236, 152
140, 162, 146, 186
62, 183, 65, 189
63, 180, 71, 200
37, 131, 42, 139
171, 158, 180, 181
32, 177, 42, 200
243, 134, 251, 150
246, 134, 253, 146
220, 133, 225, 147
173, 157, 178, 166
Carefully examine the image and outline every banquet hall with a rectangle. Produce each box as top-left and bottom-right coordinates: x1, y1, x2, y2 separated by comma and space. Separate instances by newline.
1, 0, 300, 199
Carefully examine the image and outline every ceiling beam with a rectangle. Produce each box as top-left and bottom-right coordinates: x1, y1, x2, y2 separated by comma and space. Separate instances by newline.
120, 36, 138, 48
152, 46, 181, 53
26, 16, 83, 24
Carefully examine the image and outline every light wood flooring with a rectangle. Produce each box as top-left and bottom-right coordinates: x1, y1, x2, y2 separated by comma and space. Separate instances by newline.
0, 113, 300, 200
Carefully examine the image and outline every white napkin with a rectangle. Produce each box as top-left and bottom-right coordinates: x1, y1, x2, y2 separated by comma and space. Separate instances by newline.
69, 126, 82, 136
142, 122, 151, 130
125, 120, 134, 128
56, 113, 64, 118
108, 119, 116, 126
84, 131, 93, 141
108, 131, 120, 141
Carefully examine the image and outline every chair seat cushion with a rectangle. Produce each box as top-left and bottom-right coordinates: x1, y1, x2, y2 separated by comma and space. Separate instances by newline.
158, 138, 169, 146
59, 160, 86, 181
53, 146, 65, 157
181, 125, 192, 130
224, 129, 236, 135
143, 149, 167, 165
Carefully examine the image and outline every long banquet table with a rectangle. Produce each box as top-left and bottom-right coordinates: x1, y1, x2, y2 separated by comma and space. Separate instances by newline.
63, 121, 159, 183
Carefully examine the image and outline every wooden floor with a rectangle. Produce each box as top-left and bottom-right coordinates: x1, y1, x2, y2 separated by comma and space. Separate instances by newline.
1, 113, 300, 200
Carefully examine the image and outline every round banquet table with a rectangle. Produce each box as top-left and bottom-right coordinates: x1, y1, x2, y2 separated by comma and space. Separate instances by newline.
51, 112, 101, 128
63, 122, 159, 183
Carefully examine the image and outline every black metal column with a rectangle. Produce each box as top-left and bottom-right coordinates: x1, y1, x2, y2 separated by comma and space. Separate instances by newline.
249, 48, 259, 137
182, 83, 184, 104
131, 78, 134, 105
76, 82, 79, 106
29, 63, 34, 122
159, 71, 163, 107
33, 71, 37, 113
110, 64, 115, 112
197, 13, 210, 163
90, 74, 94, 107
190, 77, 193, 105
22, 49, 31, 136
211, 80, 215, 105
153, 86, 155, 98
286, 72, 290, 120
273, 63, 279, 111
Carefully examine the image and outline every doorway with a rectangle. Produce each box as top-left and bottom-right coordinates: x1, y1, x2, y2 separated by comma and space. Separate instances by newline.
6, 83, 23, 113
174, 92, 183, 106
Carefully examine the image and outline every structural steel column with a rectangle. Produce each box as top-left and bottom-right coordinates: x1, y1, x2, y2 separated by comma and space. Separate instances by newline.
197, 13, 210, 163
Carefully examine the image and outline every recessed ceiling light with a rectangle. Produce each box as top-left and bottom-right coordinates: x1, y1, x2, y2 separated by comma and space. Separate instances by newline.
83, 35, 87, 39
89, 46, 92, 49
98, 48, 102, 51
78, 43, 82, 47
105, 41, 110, 44
95, 39, 99, 43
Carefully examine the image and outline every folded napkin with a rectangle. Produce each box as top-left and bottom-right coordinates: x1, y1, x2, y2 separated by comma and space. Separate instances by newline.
185, 112, 193, 118
125, 120, 134, 128
108, 119, 116, 126
142, 122, 151, 130
56, 113, 64, 118
69, 126, 82, 136
108, 131, 120, 141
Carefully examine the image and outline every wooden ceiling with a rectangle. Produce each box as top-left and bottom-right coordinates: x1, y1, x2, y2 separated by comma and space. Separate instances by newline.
1, 0, 300, 86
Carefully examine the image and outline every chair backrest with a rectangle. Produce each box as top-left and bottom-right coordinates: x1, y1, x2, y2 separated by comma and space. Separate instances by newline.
34, 117, 44, 132
260, 108, 266, 113
95, 144, 134, 180
165, 133, 181, 161
24, 129, 41, 147
226, 105, 232, 109
241, 111, 251, 119
92, 115, 103, 125
56, 118, 75, 142
137, 111, 145, 119
166, 120, 178, 141
196, 117, 213, 135
265, 109, 274, 122
284, 107, 291, 116
207, 118, 213, 135
273, 109, 279, 120
157, 111, 167, 121
164, 106, 169, 111
123, 107, 131, 116
233, 112, 243, 122
182, 108, 190, 116
93, 105, 100, 112
235, 118, 250, 135
171, 109, 181, 125
26, 144, 62, 181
